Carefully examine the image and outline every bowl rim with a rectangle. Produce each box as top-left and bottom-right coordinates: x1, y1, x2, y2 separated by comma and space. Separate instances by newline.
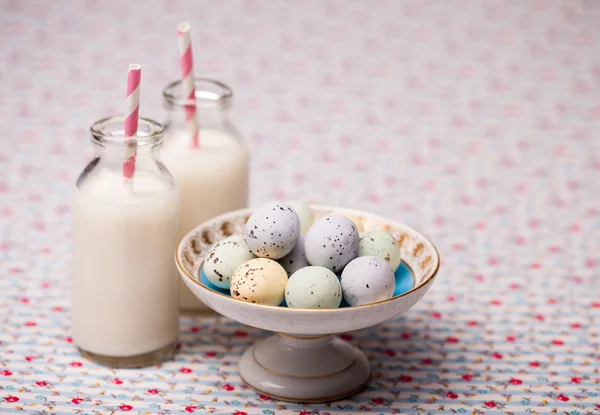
175, 204, 441, 312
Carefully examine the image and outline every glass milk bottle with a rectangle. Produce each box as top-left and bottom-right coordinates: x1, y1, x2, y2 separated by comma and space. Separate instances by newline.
71, 117, 180, 367
161, 78, 249, 313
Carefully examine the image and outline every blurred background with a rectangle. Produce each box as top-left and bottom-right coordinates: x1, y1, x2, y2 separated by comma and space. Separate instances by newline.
2, 0, 599, 217
1, 0, 599, 412
2, 0, 598, 275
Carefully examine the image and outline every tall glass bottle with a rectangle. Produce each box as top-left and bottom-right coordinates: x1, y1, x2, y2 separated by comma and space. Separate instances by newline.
162, 78, 250, 313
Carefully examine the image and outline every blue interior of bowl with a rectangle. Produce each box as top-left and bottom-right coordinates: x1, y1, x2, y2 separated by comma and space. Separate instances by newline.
198, 261, 415, 307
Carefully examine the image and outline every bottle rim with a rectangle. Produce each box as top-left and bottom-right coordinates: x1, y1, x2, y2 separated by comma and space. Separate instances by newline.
90, 116, 165, 147
162, 77, 233, 110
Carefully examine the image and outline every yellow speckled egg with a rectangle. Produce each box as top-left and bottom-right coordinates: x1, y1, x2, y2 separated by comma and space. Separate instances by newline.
230, 258, 288, 306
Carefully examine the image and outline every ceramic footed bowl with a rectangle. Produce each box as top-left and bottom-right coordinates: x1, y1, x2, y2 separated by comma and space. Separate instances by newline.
176, 205, 440, 403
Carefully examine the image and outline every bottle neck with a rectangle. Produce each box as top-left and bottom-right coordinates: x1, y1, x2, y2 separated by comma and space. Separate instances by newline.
89, 116, 165, 165
165, 105, 228, 131
92, 142, 162, 160
162, 78, 234, 134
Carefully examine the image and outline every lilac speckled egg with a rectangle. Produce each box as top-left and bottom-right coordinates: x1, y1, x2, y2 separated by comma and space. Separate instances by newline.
203, 236, 256, 289
245, 202, 301, 259
332, 211, 365, 232
304, 214, 359, 273
278, 235, 310, 276
341, 256, 395, 306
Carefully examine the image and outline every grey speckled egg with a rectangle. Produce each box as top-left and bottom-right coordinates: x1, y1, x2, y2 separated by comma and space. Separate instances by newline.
341, 256, 395, 306
245, 202, 301, 259
357, 229, 401, 271
285, 266, 342, 309
288, 201, 314, 234
203, 236, 256, 289
304, 214, 359, 273
278, 234, 309, 276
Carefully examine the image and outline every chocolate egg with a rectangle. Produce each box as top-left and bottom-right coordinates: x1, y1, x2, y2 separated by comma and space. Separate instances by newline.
288, 201, 314, 234
245, 202, 301, 259
278, 234, 310, 277
285, 266, 342, 309
357, 229, 401, 271
230, 258, 288, 306
304, 214, 359, 273
341, 256, 395, 306
203, 236, 256, 289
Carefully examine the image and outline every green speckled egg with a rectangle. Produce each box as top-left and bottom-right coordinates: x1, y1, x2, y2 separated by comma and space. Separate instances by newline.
357, 229, 401, 271
203, 236, 256, 289
285, 266, 342, 309
288, 201, 314, 234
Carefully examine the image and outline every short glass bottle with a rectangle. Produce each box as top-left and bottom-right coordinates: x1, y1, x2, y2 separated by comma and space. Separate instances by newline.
71, 116, 180, 367
161, 78, 250, 313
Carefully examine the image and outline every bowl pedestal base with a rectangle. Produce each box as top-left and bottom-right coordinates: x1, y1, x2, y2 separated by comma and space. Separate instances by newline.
239, 333, 370, 403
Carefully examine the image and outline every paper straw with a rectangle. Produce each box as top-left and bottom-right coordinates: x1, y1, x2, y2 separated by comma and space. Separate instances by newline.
123, 64, 141, 179
177, 22, 200, 148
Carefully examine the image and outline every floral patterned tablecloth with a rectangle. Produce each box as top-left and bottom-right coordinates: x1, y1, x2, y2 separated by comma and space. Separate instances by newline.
1, 0, 599, 414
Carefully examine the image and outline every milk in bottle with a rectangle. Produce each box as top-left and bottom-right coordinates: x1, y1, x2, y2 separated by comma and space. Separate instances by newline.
72, 116, 180, 367
161, 79, 250, 313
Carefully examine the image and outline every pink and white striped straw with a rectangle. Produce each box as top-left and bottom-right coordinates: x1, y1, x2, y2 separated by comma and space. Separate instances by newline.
177, 22, 200, 148
123, 64, 141, 179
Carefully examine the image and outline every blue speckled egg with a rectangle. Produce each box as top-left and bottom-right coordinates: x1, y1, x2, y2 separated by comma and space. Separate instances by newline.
304, 214, 359, 273
357, 229, 401, 271
245, 202, 301, 259
285, 266, 342, 309
341, 256, 395, 306
203, 236, 256, 289
278, 234, 310, 276
288, 201, 314, 234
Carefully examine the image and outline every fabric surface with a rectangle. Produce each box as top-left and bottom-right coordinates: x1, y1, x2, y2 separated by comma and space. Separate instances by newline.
1, 0, 599, 413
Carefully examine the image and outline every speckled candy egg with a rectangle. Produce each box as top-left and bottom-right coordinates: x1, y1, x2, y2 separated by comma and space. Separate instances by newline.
285, 266, 342, 309
230, 258, 288, 306
288, 201, 314, 234
245, 202, 301, 259
304, 214, 359, 273
341, 256, 395, 306
332, 211, 365, 232
278, 235, 310, 276
357, 229, 401, 271
203, 236, 256, 289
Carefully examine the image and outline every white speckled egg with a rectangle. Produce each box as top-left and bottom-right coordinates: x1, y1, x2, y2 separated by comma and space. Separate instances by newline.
288, 201, 314, 234
285, 266, 342, 309
245, 202, 301, 259
278, 235, 310, 276
341, 256, 395, 306
357, 229, 401, 271
203, 236, 256, 289
230, 258, 288, 306
304, 214, 359, 273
